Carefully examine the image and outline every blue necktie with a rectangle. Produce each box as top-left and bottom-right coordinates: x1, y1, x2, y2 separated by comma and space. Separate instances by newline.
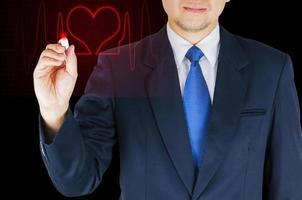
183, 46, 211, 168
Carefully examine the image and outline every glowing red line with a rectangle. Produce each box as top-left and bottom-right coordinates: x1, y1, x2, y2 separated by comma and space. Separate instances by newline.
2, 0, 154, 76
32, 0, 49, 56
121, 12, 135, 70
140, 0, 154, 57
66, 5, 122, 56
57, 12, 65, 40
93, 1, 153, 71
27, 0, 49, 75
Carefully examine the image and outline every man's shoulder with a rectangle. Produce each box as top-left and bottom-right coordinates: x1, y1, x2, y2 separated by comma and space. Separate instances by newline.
231, 33, 288, 65
228, 31, 293, 91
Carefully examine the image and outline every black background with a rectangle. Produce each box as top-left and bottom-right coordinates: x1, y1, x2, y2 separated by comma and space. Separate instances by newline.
1, 0, 301, 199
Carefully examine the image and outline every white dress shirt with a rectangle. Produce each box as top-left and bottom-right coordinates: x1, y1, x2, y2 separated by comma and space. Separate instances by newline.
166, 23, 221, 104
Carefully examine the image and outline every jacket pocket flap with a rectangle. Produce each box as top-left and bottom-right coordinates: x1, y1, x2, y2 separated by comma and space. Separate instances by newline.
240, 108, 266, 116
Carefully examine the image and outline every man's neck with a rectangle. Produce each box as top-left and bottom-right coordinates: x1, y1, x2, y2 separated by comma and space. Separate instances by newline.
168, 20, 218, 45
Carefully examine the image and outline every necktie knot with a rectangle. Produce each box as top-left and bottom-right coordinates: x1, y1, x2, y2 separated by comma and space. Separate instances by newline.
185, 46, 204, 63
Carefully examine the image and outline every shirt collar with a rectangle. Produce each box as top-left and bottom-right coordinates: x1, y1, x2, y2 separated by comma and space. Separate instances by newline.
166, 22, 220, 68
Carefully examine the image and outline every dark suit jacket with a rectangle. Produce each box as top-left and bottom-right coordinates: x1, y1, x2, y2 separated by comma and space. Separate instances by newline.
39, 25, 302, 199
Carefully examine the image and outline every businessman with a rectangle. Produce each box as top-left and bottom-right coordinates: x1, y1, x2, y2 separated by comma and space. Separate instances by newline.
33, 0, 302, 199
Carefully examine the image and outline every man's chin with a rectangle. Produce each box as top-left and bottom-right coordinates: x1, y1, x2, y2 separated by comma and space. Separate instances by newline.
175, 20, 210, 33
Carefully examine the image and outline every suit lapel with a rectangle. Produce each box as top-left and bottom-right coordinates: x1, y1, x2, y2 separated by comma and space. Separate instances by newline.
144, 26, 196, 195
192, 27, 250, 199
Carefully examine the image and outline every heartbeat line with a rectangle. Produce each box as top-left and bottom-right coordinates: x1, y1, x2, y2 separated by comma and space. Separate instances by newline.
3, 0, 153, 75
66, 5, 122, 56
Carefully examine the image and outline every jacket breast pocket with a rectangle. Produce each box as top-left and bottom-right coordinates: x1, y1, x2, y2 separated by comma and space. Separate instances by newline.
240, 108, 266, 117
236, 108, 267, 157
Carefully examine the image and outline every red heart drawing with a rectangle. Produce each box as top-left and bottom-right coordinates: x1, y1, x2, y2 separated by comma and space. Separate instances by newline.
66, 5, 121, 55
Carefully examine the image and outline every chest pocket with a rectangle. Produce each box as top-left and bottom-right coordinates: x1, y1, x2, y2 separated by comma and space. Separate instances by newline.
240, 108, 266, 117
235, 107, 267, 150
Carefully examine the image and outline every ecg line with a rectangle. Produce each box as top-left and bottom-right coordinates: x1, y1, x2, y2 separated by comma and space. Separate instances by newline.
57, 11, 65, 41
66, 5, 122, 56
1, 0, 153, 75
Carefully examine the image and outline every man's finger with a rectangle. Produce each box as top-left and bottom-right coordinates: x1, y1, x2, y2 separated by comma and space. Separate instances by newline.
65, 45, 77, 78
41, 49, 66, 62
46, 44, 66, 53
38, 57, 64, 70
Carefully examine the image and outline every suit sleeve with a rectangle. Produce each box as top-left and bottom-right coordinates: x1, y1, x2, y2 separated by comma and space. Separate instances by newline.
267, 55, 302, 199
38, 55, 117, 197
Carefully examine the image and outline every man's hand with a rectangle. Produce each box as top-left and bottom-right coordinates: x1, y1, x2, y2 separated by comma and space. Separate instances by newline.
33, 43, 77, 137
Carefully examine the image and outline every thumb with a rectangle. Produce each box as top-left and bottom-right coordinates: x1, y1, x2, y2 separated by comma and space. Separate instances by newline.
65, 45, 77, 77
